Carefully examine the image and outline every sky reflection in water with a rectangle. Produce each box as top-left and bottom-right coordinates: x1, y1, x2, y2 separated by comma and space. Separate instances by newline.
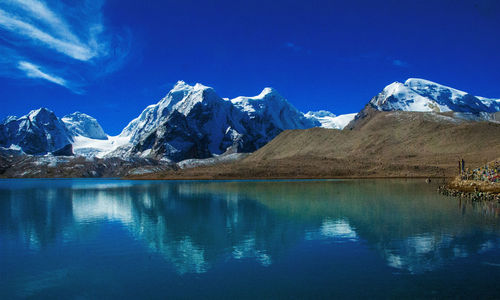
1, 179, 500, 298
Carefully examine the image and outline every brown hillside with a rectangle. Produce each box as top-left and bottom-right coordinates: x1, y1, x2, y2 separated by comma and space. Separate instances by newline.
130, 111, 500, 179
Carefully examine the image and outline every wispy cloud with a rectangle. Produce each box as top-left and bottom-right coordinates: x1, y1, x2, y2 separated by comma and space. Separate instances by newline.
337, 53, 411, 69
17, 61, 67, 86
4, 0, 80, 43
392, 59, 410, 68
0, 8, 94, 61
0, 0, 130, 93
285, 42, 302, 52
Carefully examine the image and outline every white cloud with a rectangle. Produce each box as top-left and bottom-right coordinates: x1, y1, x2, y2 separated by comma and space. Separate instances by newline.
0, 0, 129, 91
17, 61, 67, 86
4, 0, 79, 43
0, 8, 94, 61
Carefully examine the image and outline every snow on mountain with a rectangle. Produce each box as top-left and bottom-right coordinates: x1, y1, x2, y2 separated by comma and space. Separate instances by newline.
71, 135, 130, 158
14, 79, 498, 162
0, 109, 118, 158
231, 87, 319, 128
305, 110, 336, 118
114, 81, 321, 161
370, 78, 500, 113
231, 87, 320, 147
120, 81, 196, 144
116, 81, 246, 160
2, 116, 18, 123
0, 108, 72, 155
62, 111, 123, 158
0, 81, 324, 161
305, 111, 357, 129
62, 112, 108, 140
60, 112, 138, 158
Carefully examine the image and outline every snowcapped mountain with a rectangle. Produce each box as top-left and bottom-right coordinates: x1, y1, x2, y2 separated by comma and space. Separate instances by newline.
116, 81, 245, 160
7, 78, 496, 164
305, 111, 357, 129
116, 81, 319, 161
230, 87, 320, 148
370, 78, 500, 113
0, 108, 72, 155
0, 81, 330, 161
231, 87, 319, 129
61, 112, 122, 158
62, 112, 108, 140
0, 109, 114, 157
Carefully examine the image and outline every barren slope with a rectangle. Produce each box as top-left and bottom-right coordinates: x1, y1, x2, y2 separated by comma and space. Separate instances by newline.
132, 110, 500, 179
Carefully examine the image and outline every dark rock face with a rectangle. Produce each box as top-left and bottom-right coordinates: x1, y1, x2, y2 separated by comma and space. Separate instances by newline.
132, 111, 211, 161
52, 144, 74, 156
123, 84, 319, 161
0, 108, 72, 155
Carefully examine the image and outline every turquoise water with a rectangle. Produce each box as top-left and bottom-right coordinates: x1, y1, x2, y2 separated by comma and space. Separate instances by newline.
1, 179, 500, 298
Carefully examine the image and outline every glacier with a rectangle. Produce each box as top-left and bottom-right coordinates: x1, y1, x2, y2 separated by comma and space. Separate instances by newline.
305, 111, 357, 129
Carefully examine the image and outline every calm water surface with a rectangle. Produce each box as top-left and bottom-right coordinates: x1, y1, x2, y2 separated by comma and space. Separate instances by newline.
1, 179, 500, 298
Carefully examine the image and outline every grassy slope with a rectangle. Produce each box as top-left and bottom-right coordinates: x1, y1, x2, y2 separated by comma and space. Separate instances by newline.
131, 110, 500, 179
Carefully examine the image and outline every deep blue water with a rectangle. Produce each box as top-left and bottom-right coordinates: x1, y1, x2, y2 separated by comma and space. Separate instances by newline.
1, 179, 500, 299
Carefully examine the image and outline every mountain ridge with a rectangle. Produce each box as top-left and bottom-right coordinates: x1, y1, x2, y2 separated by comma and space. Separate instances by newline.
1, 78, 499, 172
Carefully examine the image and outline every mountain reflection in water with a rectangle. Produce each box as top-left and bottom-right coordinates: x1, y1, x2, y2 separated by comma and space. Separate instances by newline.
1, 179, 499, 278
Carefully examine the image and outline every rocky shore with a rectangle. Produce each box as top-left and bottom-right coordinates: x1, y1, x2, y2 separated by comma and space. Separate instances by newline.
438, 185, 500, 202
438, 159, 500, 202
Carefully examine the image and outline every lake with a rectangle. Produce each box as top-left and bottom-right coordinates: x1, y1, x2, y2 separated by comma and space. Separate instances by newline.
1, 179, 499, 298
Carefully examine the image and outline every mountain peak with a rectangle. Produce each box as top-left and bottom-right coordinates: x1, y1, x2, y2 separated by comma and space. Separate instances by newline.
171, 80, 213, 93
193, 83, 212, 91
404, 78, 438, 86
381, 81, 406, 94
62, 111, 108, 140
255, 87, 282, 99
28, 107, 55, 118
0, 107, 72, 155
172, 80, 190, 91
26, 108, 60, 125
370, 78, 500, 113
2, 115, 18, 124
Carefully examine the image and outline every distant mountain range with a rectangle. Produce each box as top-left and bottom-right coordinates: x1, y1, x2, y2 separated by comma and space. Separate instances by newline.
1, 78, 499, 165
0, 81, 354, 160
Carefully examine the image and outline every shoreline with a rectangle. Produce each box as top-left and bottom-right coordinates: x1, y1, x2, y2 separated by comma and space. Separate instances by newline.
3, 173, 499, 203
0, 175, 450, 180
438, 185, 500, 202
123, 173, 450, 181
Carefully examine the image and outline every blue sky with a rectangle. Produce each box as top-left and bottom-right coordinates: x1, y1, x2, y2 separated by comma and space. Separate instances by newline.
1, 0, 499, 135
